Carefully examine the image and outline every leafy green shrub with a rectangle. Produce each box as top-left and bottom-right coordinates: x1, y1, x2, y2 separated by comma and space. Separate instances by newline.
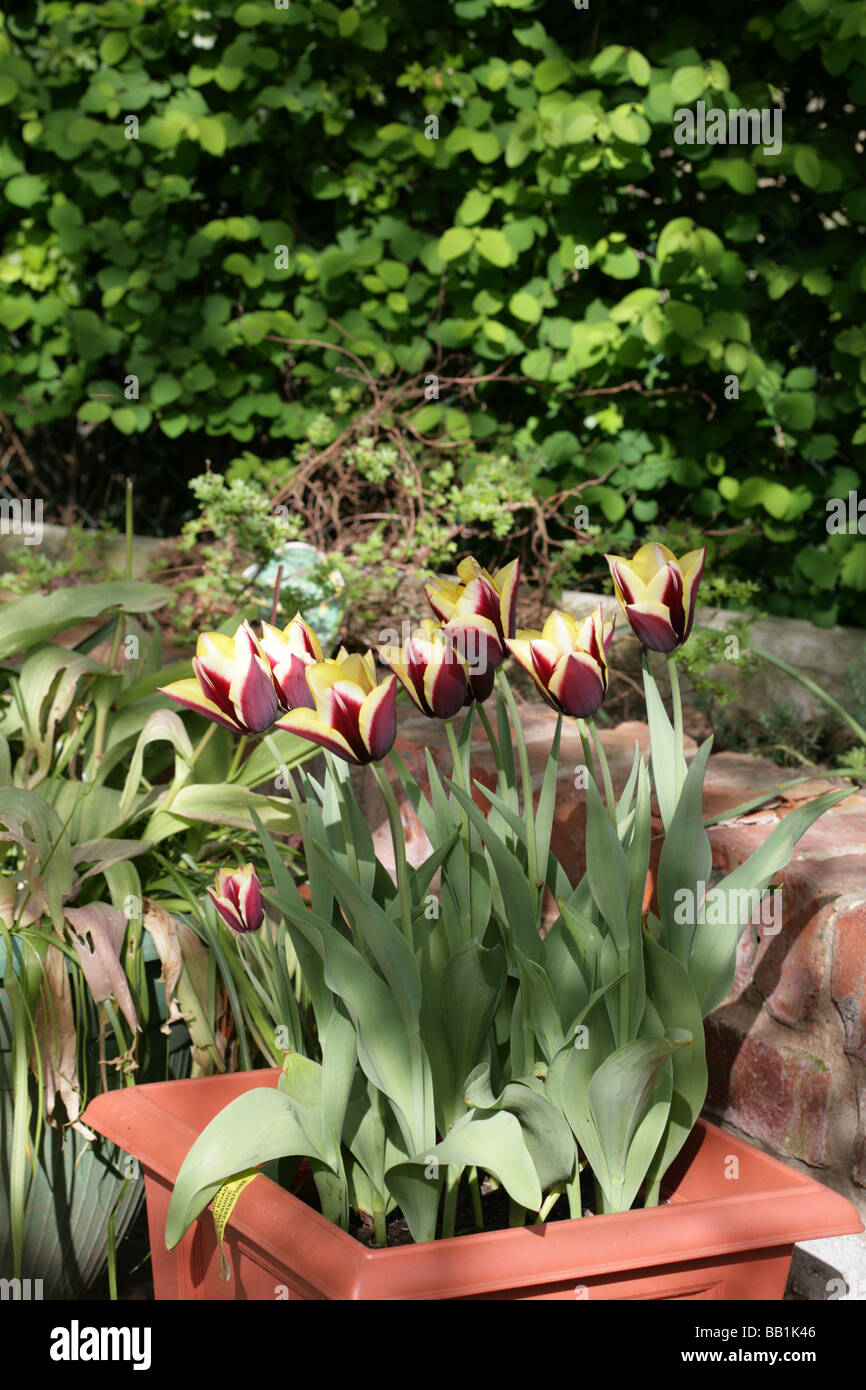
2, 0, 865, 623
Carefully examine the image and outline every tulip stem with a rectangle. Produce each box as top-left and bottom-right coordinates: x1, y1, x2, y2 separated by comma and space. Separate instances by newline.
444, 718, 467, 792
442, 1168, 461, 1239
372, 1197, 388, 1248
227, 734, 248, 780
158, 722, 218, 816
475, 703, 502, 774
444, 718, 474, 904
371, 760, 414, 946
577, 721, 596, 782
644, 1176, 662, 1209
190, 721, 219, 767
497, 672, 538, 905
586, 719, 617, 827
323, 752, 361, 887
666, 653, 685, 798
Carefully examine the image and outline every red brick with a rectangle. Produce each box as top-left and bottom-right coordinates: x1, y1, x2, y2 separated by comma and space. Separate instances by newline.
708, 820, 775, 873
853, 1081, 866, 1189
751, 858, 841, 1028
832, 901, 866, 1060
704, 1017, 832, 1165
726, 925, 761, 1002
700, 752, 803, 822
778, 792, 866, 855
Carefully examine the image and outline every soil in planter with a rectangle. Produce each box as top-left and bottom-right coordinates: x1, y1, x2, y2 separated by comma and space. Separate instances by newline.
301, 1168, 667, 1249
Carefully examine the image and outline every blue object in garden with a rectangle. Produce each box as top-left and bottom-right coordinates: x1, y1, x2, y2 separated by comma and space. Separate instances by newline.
243, 542, 346, 654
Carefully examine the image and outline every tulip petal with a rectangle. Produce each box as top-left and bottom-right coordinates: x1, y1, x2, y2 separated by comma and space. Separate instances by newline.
229, 645, 280, 733
466, 666, 496, 703
193, 653, 237, 720
284, 614, 323, 662
505, 636, 540, 683
197, 631, 235, 661
495, 557, 520, 640
421, 647, 467, 718
359, 674, 398, 761
236, 867, 264, 933
454, 576, 502, 628
528, 637, 561, 689
623, 602, 680, 653
540, 610, 578, 648
271, 653, 317, 711
380, 648, 427, 713
307, 653, 372, 701
646, 562, 685, 639
607, 557, 646, 607
207, 889, 245, 933
680, 547, 706, 639
549, 652, 606, 719
160, 678, 241, 732
273, 707, 361, 763
319, 681, 366, 756
628, 541, 677, 583
445, 614, 505, 671
425, 578, 461, 623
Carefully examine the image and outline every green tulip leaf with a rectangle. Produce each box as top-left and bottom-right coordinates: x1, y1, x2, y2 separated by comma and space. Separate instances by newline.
387, 1108, 543, 1243
641, 933, 708, 1198
688, 787, 850, 1015
166, 1083, 329, 1248
655, 737, 713, 968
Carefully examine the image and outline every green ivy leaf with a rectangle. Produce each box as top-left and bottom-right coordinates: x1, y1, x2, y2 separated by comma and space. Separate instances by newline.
627, 50, 651, 86
794, 146, 821, 188
475, 228, 512, 266
670, 65, 707, 104
437, 226, 475, 261
509, 290, 542, 323
5, 174, 47, 207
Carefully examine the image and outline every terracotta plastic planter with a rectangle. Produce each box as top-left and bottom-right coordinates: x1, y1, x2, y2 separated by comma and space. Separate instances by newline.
85, 1070, 862, 1301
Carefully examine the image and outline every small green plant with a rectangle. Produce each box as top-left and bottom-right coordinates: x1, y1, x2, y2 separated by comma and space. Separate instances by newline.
156, 473, 304, 641
0, 525, 116, 597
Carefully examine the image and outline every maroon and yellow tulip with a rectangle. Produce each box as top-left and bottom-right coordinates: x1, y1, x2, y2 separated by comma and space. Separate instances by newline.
605, 542, 705, 653
208, 863, 264, 934
425, 557, 519, 684
276, 649, 397, 765
379, 619, 468, 719
259, 613, 322, 712
159, 621, 279, 733
507, 608, 615, 719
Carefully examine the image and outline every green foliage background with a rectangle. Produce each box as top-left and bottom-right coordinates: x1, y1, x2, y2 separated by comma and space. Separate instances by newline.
1, 0, 865, 623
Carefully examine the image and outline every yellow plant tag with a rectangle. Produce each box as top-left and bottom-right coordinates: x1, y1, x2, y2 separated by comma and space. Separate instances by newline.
213, 1170, 260, 1282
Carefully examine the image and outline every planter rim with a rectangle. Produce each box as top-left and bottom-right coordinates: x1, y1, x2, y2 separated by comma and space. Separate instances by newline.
85, 1070, 864, 1301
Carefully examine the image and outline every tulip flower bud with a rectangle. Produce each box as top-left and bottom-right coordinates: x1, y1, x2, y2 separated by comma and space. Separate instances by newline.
259, 613, 322, 711
605, 543, 705, 653
208, 864, 264, 934
425, 556, 519, 694
507, 607, 614, 719
379, 619, 468, 719
276, 649, 397, 765
160, 620, 279, 734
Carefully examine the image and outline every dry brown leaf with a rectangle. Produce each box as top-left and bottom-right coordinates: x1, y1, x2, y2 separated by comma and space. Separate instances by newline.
65, 902, 139, 1034
31, 943, 94, 1139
